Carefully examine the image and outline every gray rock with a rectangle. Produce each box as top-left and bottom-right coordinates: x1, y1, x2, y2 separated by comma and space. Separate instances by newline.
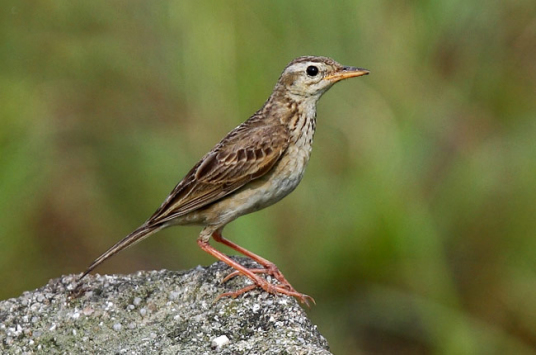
0, 257, 331, 354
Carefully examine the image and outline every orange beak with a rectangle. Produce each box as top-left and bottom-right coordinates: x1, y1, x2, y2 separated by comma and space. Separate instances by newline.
325, 66, 370, 82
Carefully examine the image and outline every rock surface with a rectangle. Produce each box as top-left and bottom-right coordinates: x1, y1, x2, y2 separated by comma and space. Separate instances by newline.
0, 257, 331, 354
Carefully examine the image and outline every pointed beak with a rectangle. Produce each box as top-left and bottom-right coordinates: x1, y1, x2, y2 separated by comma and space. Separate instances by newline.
324, 66, 370, 83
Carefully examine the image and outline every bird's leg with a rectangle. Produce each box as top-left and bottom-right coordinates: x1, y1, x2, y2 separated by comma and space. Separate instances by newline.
197, 237, 314, 306
212, 231, 292, 286
210, 232, 315, 305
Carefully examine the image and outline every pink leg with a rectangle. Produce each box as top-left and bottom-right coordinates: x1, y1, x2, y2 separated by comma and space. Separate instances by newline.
208, 232, 314, 305
198, 235, 314, 306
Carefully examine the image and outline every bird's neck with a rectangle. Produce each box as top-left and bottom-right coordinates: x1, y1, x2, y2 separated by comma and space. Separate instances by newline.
263, 91, 318, 145
263, 90, 319, 126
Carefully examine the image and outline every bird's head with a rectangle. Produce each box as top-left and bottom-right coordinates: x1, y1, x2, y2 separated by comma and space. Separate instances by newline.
275, 56, 369, 99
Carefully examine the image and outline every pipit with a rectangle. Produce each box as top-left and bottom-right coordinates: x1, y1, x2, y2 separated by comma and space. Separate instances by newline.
79, 56, 369, 305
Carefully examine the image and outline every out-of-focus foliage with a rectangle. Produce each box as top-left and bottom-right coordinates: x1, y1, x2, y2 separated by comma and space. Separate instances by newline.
1, 1, 536, 353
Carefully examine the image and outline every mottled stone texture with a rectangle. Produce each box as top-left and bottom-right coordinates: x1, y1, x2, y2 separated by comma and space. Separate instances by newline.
0, 257, 331, 354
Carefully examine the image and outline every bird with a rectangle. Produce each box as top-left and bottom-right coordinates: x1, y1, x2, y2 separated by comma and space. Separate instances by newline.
78, 56, 369, 305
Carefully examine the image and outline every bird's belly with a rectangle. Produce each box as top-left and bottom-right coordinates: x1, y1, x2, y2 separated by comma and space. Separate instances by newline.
262, 145, 311, 202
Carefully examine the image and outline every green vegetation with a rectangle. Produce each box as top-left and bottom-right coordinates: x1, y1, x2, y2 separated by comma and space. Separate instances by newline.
1, 1, 536, 353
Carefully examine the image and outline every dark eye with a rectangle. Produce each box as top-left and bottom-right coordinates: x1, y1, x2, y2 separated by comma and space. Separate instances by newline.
306, 65, 319, 77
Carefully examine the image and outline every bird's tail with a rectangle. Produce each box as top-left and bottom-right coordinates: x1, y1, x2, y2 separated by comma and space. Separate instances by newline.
78, 224, 164, 282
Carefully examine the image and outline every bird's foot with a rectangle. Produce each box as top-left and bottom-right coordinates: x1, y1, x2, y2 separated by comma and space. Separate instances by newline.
198, 238, 314, 305
217, 278, 315, 306
222, 262, 290, 286
222, 267, 290, 288
220, 263, 315, 306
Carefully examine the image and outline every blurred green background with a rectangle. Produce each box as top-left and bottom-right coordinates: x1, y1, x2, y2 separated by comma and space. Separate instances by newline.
2, 1, 536, 353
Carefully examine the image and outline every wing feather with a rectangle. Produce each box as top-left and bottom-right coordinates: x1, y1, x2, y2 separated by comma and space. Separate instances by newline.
146, 118, 289, 226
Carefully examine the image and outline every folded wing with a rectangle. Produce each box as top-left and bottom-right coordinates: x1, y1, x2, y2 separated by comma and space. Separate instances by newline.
147, 119, 290, 226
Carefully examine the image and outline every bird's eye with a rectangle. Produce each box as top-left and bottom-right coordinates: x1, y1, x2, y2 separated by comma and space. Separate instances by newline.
306, 65, 319, 77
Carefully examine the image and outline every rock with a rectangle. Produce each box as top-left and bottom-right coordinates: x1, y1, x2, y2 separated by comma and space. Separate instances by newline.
0, 257, 331, 354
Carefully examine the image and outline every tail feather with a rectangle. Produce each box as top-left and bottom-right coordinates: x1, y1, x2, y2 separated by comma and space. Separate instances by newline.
78, 224, 163, 281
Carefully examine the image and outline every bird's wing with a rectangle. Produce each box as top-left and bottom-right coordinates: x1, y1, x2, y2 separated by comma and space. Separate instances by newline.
147, 120, 290, 226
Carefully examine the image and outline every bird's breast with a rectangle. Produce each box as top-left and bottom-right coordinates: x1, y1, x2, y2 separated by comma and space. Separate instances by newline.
263, 113, 316, 200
